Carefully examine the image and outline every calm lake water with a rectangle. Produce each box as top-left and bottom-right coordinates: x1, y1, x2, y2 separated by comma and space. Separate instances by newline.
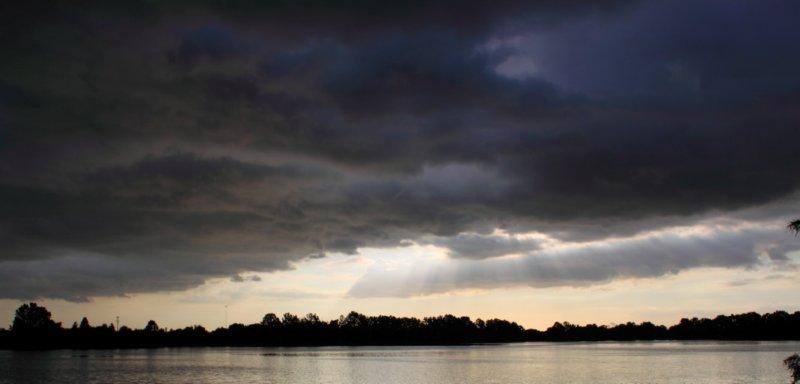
1, 341, 797, 383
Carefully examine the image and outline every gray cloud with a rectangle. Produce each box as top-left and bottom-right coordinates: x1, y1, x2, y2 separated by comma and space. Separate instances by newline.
230, 274, 262, 283
423, 233, 541, 259
348, 222, 799, 297
1, 1, 799, 300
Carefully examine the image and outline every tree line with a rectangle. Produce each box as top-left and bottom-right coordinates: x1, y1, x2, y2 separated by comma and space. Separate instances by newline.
2, 303, 800, 349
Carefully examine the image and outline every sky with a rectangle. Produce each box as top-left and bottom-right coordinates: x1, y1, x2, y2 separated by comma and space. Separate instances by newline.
0, 0, 799, 330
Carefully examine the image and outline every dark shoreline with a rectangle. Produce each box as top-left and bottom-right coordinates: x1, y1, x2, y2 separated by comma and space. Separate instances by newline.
4, 303, 800, 350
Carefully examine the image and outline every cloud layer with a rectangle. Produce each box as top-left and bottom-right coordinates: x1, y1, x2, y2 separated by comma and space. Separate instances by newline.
348, 221, 797, 297
0, 1, 799, 300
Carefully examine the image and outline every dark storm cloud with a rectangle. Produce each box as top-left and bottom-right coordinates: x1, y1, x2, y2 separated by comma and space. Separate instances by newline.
1, 0, 799, 300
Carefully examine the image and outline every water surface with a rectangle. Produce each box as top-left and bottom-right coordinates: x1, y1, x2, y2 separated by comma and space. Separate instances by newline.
1, 341, 796, 383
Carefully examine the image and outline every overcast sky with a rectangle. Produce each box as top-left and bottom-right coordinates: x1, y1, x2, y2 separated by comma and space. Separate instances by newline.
1, 0, 799, 329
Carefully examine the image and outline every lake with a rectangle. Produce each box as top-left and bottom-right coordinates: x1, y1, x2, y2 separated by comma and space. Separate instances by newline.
0, 341, 797, 383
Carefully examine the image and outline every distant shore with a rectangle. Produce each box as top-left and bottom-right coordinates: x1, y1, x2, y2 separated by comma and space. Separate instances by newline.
3, 303, 800, 350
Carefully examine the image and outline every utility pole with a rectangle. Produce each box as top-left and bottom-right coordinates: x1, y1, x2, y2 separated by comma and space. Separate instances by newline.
115, 316, 119, 331
224, 305, 228, 328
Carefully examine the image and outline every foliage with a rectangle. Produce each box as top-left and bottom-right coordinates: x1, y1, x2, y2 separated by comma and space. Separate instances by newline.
144, 320, 160, 332
4, 304, 800, 350
790, 220, 800, 235
786, 354, 800, 383
11, 303, 60, 333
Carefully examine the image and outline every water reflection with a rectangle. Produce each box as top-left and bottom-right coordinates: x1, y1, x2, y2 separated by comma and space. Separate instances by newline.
0, 341, 796, 384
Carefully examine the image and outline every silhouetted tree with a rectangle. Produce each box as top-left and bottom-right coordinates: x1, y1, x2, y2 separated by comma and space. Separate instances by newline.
786, 354, 800, 383
780, 221, 800, 382
304, 313, 320, 324
11, 303, 60, 333
261, 313, 281, 328
144, 320, 159, 332
339, 311, 368, 328
790, 220, 800, 235
282, 313, 300, 326
3, 304, 800, 349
